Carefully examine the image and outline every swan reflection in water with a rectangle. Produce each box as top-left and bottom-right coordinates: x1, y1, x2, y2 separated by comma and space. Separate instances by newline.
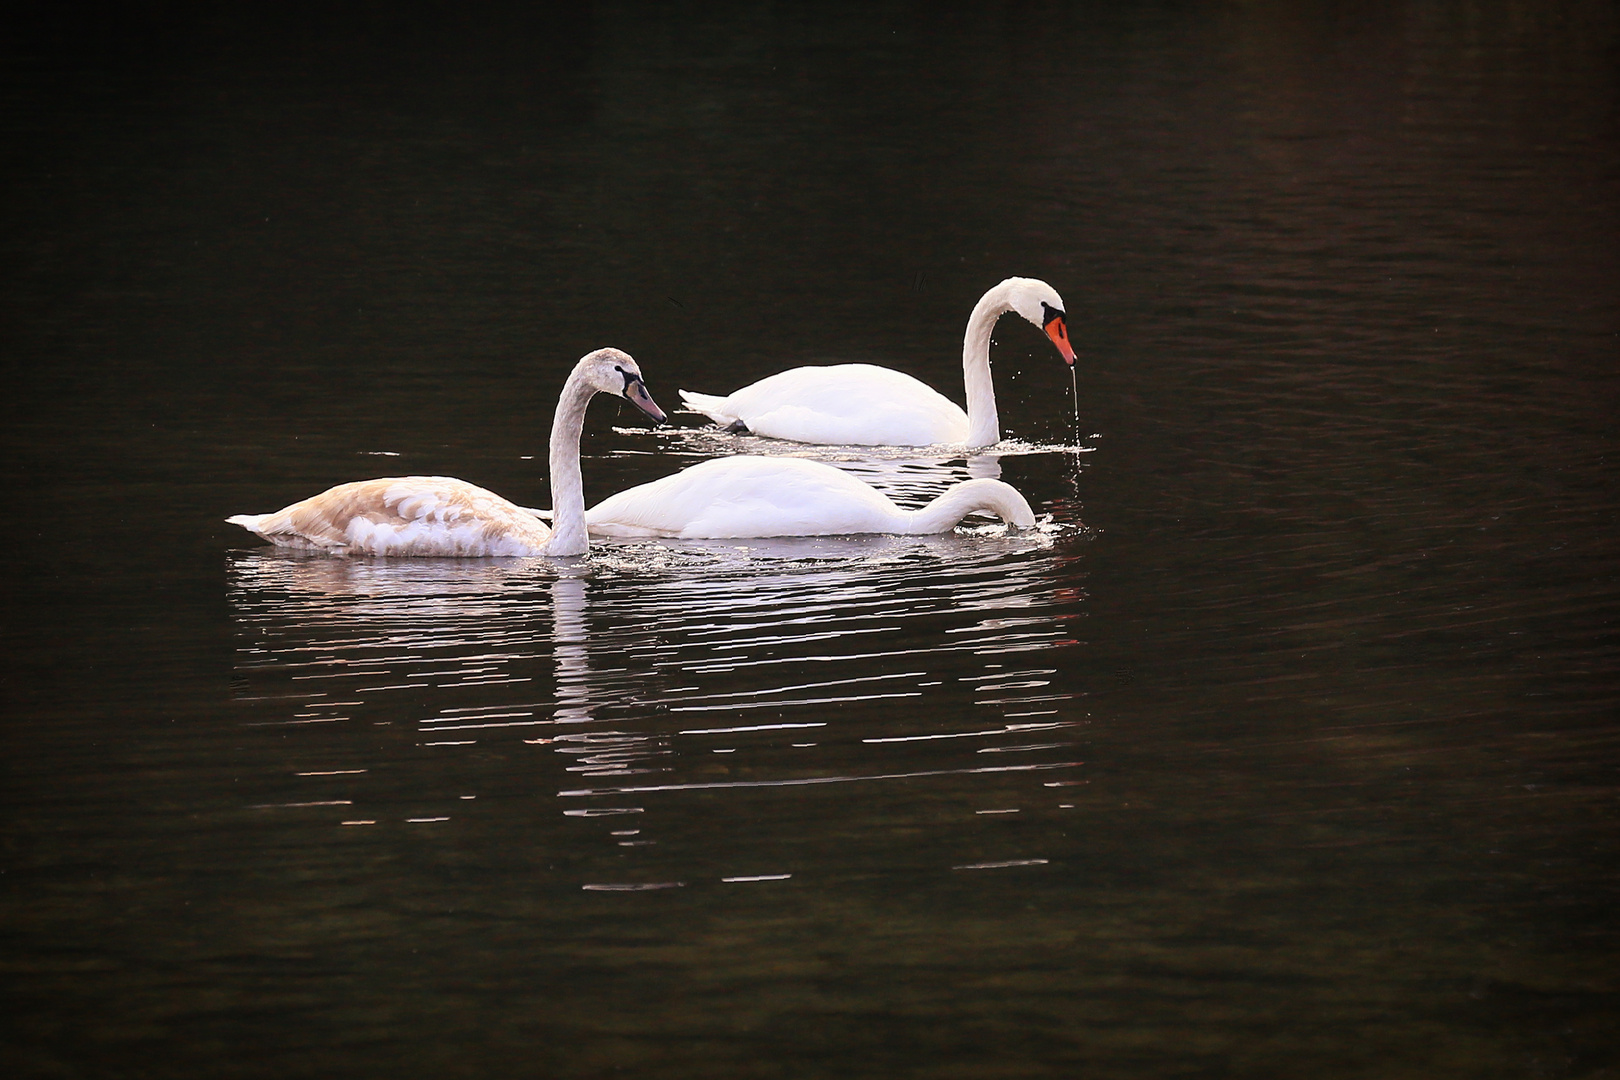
227, 551, 650, 736
550, 574, 590, 724
226, 526, 1087, 883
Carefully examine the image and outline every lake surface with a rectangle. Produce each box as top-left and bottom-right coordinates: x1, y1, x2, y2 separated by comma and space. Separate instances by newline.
3, 3, 1617, 1077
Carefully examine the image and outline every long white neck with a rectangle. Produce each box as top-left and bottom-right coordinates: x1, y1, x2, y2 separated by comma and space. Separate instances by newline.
962, 282, 1017, 447
545, 367, 598, 556
901, 478, 1036, 534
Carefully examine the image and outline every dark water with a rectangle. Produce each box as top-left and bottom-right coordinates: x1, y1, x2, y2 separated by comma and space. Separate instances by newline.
4, 3, 1618, 1077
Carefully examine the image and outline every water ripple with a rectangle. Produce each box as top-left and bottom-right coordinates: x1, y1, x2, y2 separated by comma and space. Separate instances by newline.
226, 520, 1091, 883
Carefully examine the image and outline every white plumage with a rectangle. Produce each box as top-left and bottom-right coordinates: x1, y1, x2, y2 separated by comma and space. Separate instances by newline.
584, 455, 1036, 540
679, 277, 1077, 447
678, 365, 969, 446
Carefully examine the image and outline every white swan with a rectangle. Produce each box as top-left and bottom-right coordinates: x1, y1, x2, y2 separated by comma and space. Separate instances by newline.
678, 277, 1076, 447
227, 348, 666, 557
583, 455, 1036, 540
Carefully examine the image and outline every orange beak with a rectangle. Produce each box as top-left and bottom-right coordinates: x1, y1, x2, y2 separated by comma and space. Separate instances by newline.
1044, 315, 1077, 366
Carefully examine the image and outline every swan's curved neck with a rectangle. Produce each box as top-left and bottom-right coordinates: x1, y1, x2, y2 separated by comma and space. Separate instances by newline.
962, 283, 1016, 447
545, 369, 598, 556
902, 478, 1036, 534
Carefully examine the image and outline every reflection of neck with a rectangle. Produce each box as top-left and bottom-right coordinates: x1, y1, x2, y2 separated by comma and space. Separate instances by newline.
546, 370, 596, 556
966, 452, 1003, 480
962, 281, 1015, 447
552, 576, 591, 723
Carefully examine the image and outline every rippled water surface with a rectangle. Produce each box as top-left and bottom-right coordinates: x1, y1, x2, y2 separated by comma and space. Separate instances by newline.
4, 3, 1617, 1078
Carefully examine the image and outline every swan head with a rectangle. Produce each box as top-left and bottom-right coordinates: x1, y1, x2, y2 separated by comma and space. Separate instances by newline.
1001, 277, 1077, 367
578, 347, 667, 424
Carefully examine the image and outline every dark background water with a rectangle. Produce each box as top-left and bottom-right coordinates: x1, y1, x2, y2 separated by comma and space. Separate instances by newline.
3, 2, 1618, 1077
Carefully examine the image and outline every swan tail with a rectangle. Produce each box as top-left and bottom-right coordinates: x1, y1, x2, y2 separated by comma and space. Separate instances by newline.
226, 512, 343, 552
678, 389, 741, 427
227, 510, 346, 551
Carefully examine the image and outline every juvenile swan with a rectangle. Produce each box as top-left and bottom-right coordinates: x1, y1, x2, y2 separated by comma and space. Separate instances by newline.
584, 455, 1036, 540
227, 348, 666, 557
678, 277, 1076, 447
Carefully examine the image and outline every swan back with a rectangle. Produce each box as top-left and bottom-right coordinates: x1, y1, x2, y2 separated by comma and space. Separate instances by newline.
683, 364, 969, 446
228, 477, 555, 556
585, 456, 903, 539
585, 456, 1035, 540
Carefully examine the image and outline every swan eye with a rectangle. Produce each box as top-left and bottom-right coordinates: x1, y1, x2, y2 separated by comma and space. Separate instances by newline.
1040, 301, 1066, 327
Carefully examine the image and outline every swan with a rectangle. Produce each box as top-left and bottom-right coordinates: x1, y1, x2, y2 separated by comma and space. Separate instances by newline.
226, 348, 666, 557
583, 455, 1036, 540
678, 276, 1077, 447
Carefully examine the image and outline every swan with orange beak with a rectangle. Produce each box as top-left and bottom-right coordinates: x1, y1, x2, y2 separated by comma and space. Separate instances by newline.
679, 276, 1077, 447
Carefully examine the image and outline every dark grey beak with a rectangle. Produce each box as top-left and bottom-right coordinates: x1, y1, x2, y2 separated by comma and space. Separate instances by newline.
622, 375, 668, 424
